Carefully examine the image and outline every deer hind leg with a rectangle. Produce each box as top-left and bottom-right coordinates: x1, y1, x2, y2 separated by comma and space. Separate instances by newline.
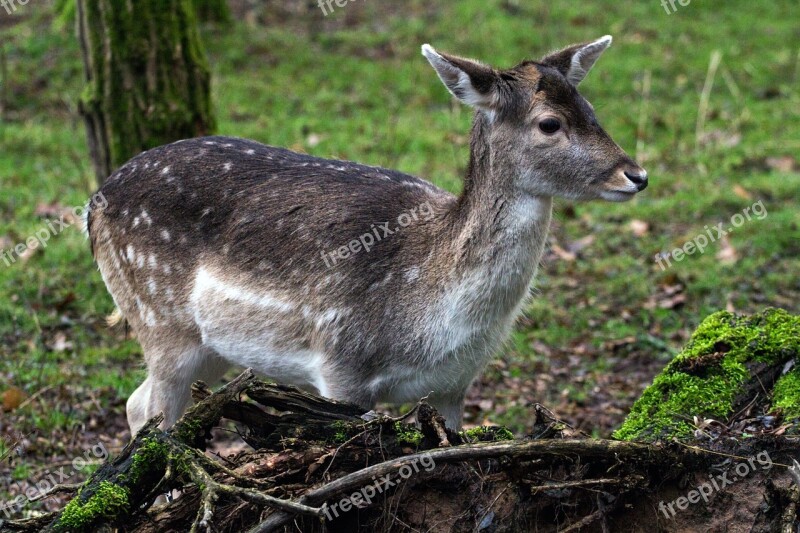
127, 330, 229, 434
429, 388, 468, 431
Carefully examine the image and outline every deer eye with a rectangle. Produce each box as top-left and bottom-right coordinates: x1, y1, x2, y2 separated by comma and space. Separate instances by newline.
538, 118, 561, 134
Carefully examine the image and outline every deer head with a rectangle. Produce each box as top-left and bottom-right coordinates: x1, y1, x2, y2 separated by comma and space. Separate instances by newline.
422, 36, 647, 202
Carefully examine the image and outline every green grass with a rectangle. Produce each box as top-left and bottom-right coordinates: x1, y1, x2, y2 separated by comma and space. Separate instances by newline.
0, 0, 798, 500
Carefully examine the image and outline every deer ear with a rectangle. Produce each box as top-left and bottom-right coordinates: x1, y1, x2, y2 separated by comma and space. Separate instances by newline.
541, 35, 612, 86
422, 44, 498, 110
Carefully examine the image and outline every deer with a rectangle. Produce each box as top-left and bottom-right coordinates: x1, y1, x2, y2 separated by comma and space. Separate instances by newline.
87, 36, 647, 435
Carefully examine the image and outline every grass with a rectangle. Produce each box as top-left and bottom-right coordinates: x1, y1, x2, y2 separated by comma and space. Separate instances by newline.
0, 0, 798, 513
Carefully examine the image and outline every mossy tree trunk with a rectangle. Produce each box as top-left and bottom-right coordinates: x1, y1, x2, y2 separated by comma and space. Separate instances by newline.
192, 0, 231, 24
76, 0, 216, 185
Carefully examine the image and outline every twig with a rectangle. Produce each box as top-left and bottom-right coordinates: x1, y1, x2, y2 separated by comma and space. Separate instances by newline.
635, 69, 651, 163
695, 49, 722, 151
29, 483, 83, 502
558, 506, 607, 533
187, 460, 324, 521
526, 478, 621, 493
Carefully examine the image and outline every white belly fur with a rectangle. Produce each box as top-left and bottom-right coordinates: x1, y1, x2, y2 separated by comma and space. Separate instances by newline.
189, 266, 331, 396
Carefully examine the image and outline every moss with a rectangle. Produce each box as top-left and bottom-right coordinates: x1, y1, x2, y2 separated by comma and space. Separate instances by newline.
614, 308, 800, 442
460, 426, 515, 443
330, 420, 352, 444
79, 0, 215, 182
393, 421, 424, 447
172, 417, 204, 445
129, 437, 169, 485
773, 368, 800, 420
55, 480, 130, 532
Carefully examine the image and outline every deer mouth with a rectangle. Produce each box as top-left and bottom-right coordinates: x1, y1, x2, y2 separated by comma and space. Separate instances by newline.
600, 189, 638, 202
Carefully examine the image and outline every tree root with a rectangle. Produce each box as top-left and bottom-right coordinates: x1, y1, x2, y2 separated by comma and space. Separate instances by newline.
1, 369, 798, 533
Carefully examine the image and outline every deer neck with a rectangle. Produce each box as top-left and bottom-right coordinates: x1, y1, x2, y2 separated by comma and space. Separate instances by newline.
443, 113, 553, 314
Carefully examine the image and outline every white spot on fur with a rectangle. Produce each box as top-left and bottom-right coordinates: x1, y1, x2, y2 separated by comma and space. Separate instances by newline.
315, 309, 340, 330
126, 245, 136, 264
245, 149, 255, 155
404, 266, 420, 282
160, 229, 171, 242
161, 166, 170, 175
223, 162, 232, 171
144, 307, 157, 326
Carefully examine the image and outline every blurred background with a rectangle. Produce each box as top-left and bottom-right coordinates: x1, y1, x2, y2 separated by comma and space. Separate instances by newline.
0, 0, 798, 517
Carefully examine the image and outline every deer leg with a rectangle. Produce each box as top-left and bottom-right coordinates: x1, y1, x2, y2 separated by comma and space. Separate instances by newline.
430, 389, 468, 431
129, 334, 229, 433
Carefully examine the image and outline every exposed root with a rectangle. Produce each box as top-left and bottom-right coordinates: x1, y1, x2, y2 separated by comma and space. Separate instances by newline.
2, 369, 796, 533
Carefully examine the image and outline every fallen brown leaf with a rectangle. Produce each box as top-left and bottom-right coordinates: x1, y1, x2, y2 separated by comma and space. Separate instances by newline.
629, 219, 649, 237
2, 387, 26, 411
732, 184, 752, 200
716, 235, 738, 264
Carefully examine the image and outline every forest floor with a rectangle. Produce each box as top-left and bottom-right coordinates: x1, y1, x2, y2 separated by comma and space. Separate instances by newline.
0, 0, 798, 521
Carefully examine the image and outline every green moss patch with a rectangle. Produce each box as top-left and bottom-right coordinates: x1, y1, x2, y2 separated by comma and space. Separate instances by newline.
394, 421, 424, 447
55, 480, 130, 532
773, 368, 800, 420
614, 308, 800, 441
129, 437, 170, 485
460, 426, 515, 443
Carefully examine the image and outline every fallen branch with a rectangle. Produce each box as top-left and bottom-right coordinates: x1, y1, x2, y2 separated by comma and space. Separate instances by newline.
1, 369, 795, 533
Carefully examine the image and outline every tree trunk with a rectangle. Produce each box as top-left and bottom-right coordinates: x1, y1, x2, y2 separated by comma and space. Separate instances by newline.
192, 0, 232, 23
76, 0, 216, 185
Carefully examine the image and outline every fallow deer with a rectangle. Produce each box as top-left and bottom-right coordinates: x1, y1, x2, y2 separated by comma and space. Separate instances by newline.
88, 36, 647, 434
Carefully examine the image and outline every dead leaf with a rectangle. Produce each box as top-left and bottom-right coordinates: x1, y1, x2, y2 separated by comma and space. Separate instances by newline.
551, 243, 576, 262
629, 219, 649, 237
732, 184, 752, 200
2, 387, 26, 411
716, 236, 738, 264
766, 155, 797, 173
566, 235, 594, 254
645, 283, 686, 310
34, 202, 69, 218
50, 332, 72, 353
17, 243, 39, 262
305, 133, 324, 147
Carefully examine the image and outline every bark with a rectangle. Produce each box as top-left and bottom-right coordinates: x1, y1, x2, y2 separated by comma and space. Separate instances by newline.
76, 0, 215, 185
192, 0, 232, 23
1, 370, 797, 533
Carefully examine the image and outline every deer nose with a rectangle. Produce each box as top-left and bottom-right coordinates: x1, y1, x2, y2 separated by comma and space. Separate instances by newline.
624, 169, 648, 191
